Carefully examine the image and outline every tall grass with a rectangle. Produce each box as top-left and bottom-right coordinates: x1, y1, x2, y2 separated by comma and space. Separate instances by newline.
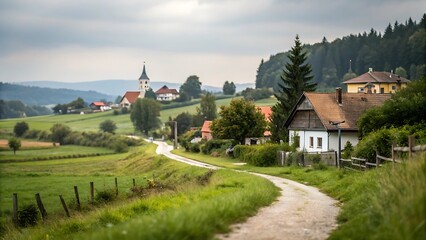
173, 149, 426, 240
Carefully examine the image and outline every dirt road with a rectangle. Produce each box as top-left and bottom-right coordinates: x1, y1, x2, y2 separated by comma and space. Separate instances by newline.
154, 141, 339, 240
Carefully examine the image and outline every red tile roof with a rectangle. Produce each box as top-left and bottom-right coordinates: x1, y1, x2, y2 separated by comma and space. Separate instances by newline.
155, 85, 179, 95
201, 120, 212, 133
122, 91, 141, 103
343, 71, 410, 84
258, 106, 272, 122
90, 102, 106, 107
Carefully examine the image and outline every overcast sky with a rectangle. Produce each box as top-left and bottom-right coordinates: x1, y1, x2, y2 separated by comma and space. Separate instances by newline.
0, 0, 425, 87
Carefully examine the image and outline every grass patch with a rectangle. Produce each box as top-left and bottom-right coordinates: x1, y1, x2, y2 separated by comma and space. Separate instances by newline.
173, 149, 426, 240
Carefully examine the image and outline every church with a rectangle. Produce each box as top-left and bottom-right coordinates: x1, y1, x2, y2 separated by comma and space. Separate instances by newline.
119, 64, 151, 108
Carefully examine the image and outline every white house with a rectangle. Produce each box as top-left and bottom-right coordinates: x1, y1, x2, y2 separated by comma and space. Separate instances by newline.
284, 89, 391, 152
155, 85, 180, 101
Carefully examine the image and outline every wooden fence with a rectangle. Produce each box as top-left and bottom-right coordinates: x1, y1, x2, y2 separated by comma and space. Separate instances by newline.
11, 176, 141, 228
340, 135, 426, 171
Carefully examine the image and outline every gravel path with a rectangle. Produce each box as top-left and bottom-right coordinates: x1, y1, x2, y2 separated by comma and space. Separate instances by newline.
153, 141, 339, 240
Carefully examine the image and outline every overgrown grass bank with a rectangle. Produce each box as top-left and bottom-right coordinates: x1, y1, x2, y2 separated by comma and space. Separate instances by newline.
1, 143, 279, 239
173, 149, 426, 240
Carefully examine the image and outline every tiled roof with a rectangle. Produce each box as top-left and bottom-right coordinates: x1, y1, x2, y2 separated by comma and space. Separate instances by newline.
201, 120, 212, 133
155, 85, 179, 95
286, 92, 391, 131
258, 106, 272, 122
343, 71, 410, 84
90, 102, 106, 106
122, 91, 141, 103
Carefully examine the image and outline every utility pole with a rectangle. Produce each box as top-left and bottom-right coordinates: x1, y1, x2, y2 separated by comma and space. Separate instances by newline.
330, 120, 345, 168
167, 121, 178, 149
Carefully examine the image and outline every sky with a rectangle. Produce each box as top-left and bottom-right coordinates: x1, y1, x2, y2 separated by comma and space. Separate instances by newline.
0, 0, 425, 87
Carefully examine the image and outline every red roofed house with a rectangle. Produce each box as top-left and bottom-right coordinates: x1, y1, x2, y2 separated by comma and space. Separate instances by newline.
90, 102, 111, 111
245, 106, 273, 145
155, 85, 180, 101
201, 120, 212, 141
343, 68, 410, 94
284, 88, 391, 152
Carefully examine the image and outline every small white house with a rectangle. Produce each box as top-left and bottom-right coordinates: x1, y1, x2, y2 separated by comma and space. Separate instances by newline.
284, 89, 391, 152
155, 85, 180, 101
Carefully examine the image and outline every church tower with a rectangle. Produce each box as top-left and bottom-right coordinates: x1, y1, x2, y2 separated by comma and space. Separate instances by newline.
138, 63, 150, 98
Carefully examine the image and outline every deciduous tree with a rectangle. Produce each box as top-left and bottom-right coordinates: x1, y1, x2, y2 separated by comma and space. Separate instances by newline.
8, 137, 21, 155
196, 92, 217, 120
223, 81, 236, 95
50, 123, 71, 145
14, 121, 29, 137
180, 75, 202, 99
210, 99, 266, 144
99, 119, 117, 134
130, 98, 161, 135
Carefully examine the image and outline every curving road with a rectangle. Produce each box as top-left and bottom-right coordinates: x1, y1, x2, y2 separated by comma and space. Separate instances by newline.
154, 141, 339, 240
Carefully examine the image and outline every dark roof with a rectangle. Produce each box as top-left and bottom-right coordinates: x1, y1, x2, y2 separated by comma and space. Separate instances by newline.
285, 92, 391, 131
155, 85, 179, 95
138, 64, 150, 80
343, 71, 410, 84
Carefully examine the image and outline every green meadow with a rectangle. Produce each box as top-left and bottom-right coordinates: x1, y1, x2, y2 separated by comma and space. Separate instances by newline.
0, 143, 279, 239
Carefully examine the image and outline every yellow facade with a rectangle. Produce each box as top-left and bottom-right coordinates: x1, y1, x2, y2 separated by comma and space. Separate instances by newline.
346, 82, 408, 94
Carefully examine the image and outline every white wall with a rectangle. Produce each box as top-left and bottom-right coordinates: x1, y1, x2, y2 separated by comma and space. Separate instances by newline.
290, 130, 328, 152
328, 132, 359, 152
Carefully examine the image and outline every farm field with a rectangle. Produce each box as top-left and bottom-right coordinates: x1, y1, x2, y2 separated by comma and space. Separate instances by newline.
0, 143, 279, 239
0, 97, 276, 135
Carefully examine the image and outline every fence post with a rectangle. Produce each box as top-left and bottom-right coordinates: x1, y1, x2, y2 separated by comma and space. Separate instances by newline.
115, 177, 118, 196
12, 193, 18, 227
392, 142, 396, 164
408, 135, 415, 160
90, 182, 94, 203
35, 193, 48, 220
74, 186, 81, 211
59, 195, 70, 217
375, 151, 379, 168
335, 151, 339, 168
133, 178, 136, 188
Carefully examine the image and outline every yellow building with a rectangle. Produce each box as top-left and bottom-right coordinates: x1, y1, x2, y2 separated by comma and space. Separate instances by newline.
343, 68, 410, 94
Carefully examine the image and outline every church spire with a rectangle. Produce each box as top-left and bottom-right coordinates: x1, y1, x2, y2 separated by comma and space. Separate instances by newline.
139, 62, 150, 80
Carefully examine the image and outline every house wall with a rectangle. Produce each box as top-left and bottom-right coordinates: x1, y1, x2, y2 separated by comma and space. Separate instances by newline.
347, 83, 408, 94
289, 130, 328, 152
328, 132, 359, 151
157, 93, 179, 101
120, 98, 131, 108
202, 132, 212, 141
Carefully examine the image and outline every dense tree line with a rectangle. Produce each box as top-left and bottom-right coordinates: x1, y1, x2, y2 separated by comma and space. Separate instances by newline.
0, 99, 51, 119
256, 14, 426, 91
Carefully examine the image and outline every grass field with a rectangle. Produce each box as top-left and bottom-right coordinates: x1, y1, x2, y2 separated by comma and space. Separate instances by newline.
0, 97, 276, 135
0, 143, 280, 239
173, 149, 426, 240
0, 145, 114, 162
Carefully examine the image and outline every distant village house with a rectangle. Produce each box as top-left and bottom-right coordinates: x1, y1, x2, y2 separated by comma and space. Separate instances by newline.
89, 102, 111, 112
155, 85, 180, 101
119, 63, 151, 108
343, 68, 410, 94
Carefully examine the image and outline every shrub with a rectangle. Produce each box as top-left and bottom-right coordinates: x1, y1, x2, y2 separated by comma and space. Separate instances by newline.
233, 144, 292, 167
111, 141, 129, 153
113, 110, 119, 115
23, 129, 41, 139
121, 107, 129, 114
287, 151, 304, 166
18, 204, 39, 227
99, 119, 117, 134
202, 139, 237, 154
342, 141, 354, 159
189, 143, 201, 153
95, 189, 116, 204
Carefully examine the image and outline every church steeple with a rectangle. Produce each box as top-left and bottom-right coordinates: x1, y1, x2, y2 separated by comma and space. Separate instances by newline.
138, 62, 150, 93
139, 63, 150, 80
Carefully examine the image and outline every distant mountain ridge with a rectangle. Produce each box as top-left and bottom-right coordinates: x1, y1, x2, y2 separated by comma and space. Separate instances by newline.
17, 80, 254, 96
0, 82, 114, 106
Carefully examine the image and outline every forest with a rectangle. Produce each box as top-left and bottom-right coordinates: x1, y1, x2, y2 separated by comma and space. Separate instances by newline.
256, 14, 426, 91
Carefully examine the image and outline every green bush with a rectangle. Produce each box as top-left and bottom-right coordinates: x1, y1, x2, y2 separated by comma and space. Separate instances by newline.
233, 144, 292, 167
111, 141, 128, 153
201, 139, 237, 154
189, 143, 201, 153
95, 189, 116, 204
342, 141, 354, 159
287, 151, 304, 166
18, 204, 39, 227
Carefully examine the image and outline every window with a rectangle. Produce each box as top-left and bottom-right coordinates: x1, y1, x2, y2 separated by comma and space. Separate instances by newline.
309, 137, 314, 148
391, 86, 396, 90
380, 88, 384, 94
358, 87, 365, 93
317, 137, 323, 148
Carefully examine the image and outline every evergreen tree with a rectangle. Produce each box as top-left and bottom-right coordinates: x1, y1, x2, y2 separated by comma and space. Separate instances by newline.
222, 81, 236, 95
271, 35, 316, 142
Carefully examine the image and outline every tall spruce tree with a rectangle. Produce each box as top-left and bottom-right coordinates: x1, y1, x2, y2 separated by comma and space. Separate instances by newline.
270, 35, 317, 142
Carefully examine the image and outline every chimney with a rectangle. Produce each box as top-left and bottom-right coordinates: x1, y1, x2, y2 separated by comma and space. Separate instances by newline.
336, 87, 342, 105
368, 67, 373, 73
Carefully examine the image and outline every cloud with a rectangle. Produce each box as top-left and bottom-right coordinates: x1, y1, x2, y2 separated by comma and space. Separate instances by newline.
0, 0, 425, 85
